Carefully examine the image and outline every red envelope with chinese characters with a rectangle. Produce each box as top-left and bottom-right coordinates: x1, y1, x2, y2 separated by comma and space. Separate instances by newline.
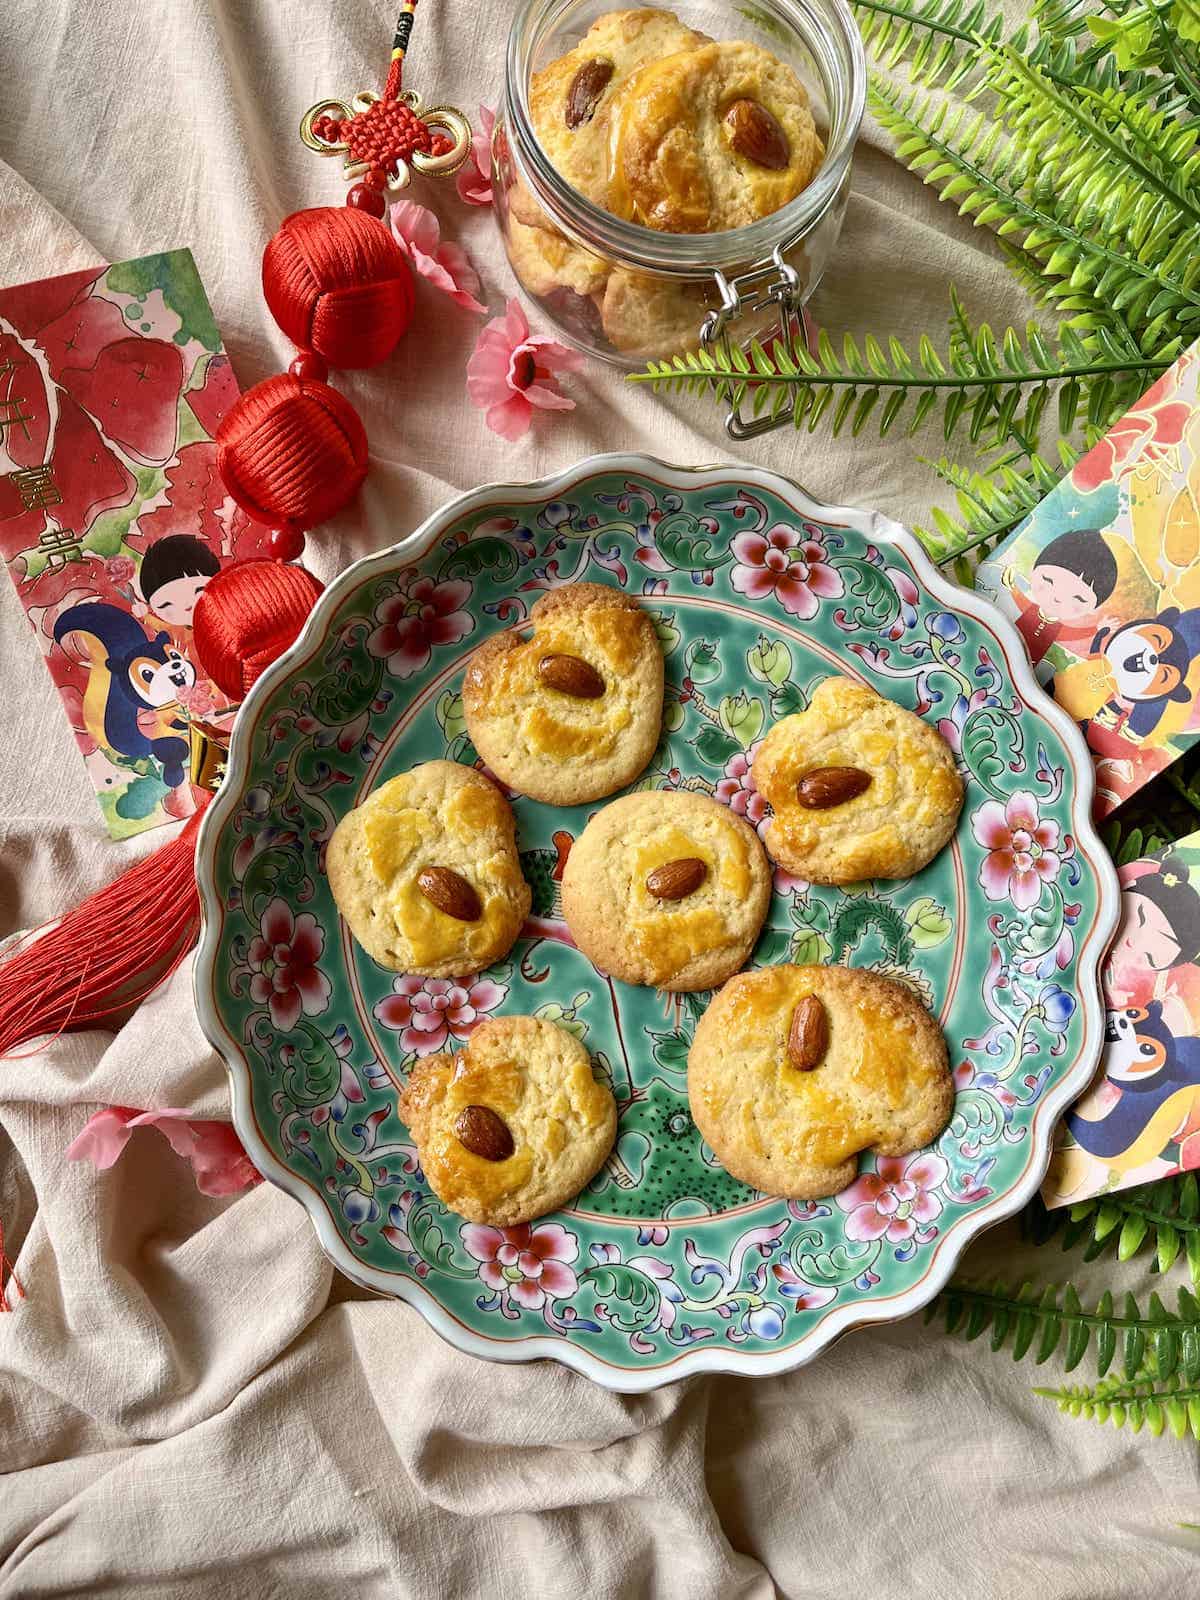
0, 250, 271, 838
1045, 831, 1200, 1205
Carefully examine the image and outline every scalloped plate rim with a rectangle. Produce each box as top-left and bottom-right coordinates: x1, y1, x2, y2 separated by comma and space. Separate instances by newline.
193, 452, 1122, 1392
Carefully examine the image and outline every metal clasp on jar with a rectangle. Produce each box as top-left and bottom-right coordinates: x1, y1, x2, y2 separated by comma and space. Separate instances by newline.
699, 245, 809, 440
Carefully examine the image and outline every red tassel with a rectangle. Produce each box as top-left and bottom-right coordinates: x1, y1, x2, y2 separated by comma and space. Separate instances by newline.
0, 798, 209, 1059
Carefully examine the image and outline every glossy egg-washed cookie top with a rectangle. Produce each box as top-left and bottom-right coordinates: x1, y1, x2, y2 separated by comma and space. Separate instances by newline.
325, 761, 531, 977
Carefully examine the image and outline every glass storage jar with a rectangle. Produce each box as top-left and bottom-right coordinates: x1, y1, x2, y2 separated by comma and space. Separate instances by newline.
493, 0, 866, 389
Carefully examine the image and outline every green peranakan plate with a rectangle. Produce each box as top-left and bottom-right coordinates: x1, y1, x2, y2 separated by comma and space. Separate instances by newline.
194, 455, 1120, 1390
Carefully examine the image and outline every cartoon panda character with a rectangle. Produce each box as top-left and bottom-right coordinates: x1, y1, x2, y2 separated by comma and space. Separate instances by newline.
1054, 605, 1200, 747
54, 602, 196, 788
1067, 1001, 1200, 1171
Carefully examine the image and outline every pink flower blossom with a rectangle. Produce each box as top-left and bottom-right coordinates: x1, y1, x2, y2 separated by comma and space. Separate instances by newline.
175, 678, 219, 716
730, 524, 844, 619
462, 1220, 579, 1310
837, 1152, 948, 1243
972, 790, 1062, 911
456, 104, 496, 206
715, 745, 768, 834
374, 974, 508, 1055
66, 1106, 260, 1196
245, 897, 331, 1032
105, 553, 136, 584
366, 576, 475, 678
467, 299, 582, 441
389, 198, 486, 314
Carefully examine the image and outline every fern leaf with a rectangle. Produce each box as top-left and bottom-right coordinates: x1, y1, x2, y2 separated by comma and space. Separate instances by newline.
1036, 1373, 1200, 1439
933, 1279, 1200, 1380
1057, 1174, 1200, 1290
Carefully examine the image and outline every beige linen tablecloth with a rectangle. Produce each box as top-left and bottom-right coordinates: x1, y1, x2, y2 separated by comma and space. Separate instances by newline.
1, 3, 1198, 1595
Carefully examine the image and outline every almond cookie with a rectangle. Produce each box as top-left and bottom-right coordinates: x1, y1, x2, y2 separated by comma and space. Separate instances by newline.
561, 790, 772, 991
399, 1015, 618, 1225
326, 760, 530, 978
506, 216, 610, 301
529, 8, 711, 216
752, 676, 964, 885
601, 269, 711, 358
688, 964, 953, 1198
610, 39, 824, 232
463, 583, 664, 805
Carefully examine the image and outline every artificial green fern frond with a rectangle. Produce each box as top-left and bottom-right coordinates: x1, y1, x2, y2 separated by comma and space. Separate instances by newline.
629, 307, 1169, 448
869, 76, 1200, 352
851, 0, 1006, 92
917, 447, 1062, 565
1035, 1371, 1200, 1438
931, 1279, 1200, 1380
1054, 1174, 1200, 1288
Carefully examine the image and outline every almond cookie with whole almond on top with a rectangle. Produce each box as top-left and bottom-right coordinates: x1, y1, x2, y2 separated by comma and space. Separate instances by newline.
398, 1015, 618, 1225
752, 675, 964, 885
687, 964, 953, 1199
561, 789, 772, 991
462, 582, 664, 805
325, 760, 530, 977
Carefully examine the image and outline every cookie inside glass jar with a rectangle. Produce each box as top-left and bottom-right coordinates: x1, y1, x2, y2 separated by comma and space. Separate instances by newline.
505, 6, 827, 358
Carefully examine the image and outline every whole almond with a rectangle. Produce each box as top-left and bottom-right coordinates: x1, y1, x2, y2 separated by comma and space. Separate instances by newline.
788, 995, 829, 1071
645, 857, 708, 901
723, 99, 790, 171
538, 652, 605, 699
795, 766, 872, 809
566, 58, 614, 129
417, 866, 482, 922
454, 1105, 515, 1161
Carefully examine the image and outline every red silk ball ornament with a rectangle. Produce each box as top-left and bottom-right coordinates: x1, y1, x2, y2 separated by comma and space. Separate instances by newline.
193, 557, 325, 700
216, 371, 368, 531
262, 206, 414, 369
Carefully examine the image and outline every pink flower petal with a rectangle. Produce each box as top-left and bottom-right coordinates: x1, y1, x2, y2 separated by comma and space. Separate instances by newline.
904, 1153, 948, 1190
261, 898, 293, 945
774, 575, 820, 620
844, 1203, 892, 1241
538, 1259, 579, 1298
1035, 851, 1061, 881
523, 380, 575, 413
467, 978, 507, 1011
911, 1191, 943, 1223
875, 1155, 909, 1184
65, 1106, 138, 1168
478, 1261, 507, 1291
875, 1190, 899, 1215
836, 1171, 887, 1211
1009, 865, 1043, 911
517, 1251, 545, 1279
1004, 791, 1039, 833
462, 1223, 504, 1263
485, 394, 533, 441
529, 1221, 578, 1262
508, 1278, 546, 1310
980, 850, 1016, 901
731, 531, 769, 566
269, 988, 302, 1033
288, 914, 324, 966
804, 562, 844, 598
886, 1215, 917, 1242
972, 800, 1011, 850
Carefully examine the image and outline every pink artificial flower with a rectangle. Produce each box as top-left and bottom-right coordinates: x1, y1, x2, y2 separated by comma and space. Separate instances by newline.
66, 1106, 260, 1197
462, 1220, 579, 1310
837, 1152, 948, 1244
972, 790, 1062, 911
467, 299, 583, 441
246, 897, 332, 1031
730, 523, 844, 619
366, 575, 475, 678
456, 104, 496, 206
389, 198, 486, 314
374, 974, 508, 1055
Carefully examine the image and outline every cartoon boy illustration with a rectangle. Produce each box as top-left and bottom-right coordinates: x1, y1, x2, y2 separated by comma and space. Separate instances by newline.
1011, 528, 1119, 668
136, 534, 221, 648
